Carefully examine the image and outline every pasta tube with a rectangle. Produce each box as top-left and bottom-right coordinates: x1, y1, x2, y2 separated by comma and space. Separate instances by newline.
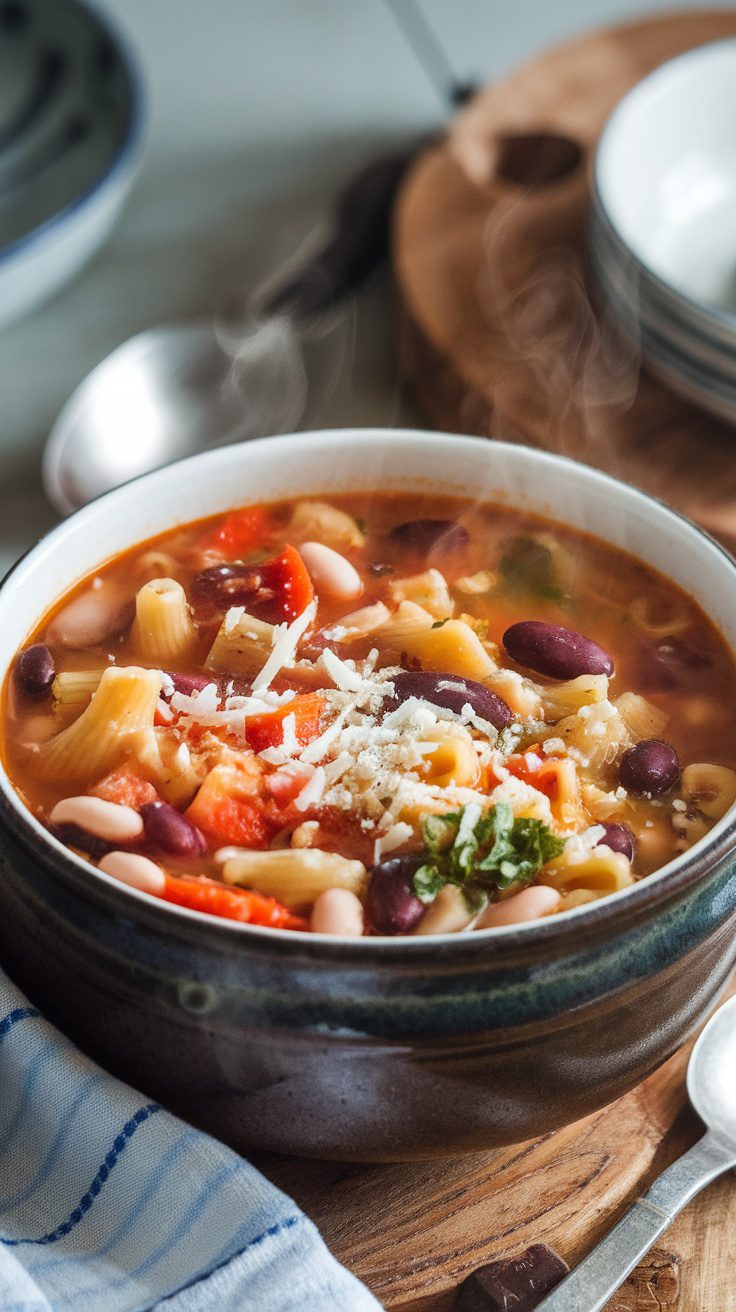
38, 666, 162, 784
132, 578, 198, 665
288, 499, 365, 548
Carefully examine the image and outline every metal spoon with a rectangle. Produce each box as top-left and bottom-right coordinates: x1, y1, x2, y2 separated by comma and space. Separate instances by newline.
42, 152, 412, 516
536, 993, 736, 1311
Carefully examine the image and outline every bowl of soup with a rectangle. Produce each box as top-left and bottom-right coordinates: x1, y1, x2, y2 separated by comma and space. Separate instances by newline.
1, 429, 736, 1160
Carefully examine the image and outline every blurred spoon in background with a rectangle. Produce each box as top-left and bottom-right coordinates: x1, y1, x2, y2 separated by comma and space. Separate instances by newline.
42, 152, 412, 515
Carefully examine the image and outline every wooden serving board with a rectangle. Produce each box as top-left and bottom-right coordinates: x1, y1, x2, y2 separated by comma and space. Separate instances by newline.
260, 982, 736, 1311
393, 8, 736, 553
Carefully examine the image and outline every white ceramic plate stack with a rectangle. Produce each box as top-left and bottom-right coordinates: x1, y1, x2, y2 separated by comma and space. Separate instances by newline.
590, 39, 736, 427
0, 0, 143, 331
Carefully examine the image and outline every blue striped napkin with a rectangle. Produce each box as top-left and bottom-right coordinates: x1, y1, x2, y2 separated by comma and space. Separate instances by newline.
0, 972, 381, 1312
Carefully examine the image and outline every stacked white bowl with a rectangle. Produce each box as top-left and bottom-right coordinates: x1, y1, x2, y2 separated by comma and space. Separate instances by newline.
590, 40, 736, 426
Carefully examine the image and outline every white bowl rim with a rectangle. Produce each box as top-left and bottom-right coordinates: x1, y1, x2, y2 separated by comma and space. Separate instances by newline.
593, 37, 736, 333
2, 426, 736, 951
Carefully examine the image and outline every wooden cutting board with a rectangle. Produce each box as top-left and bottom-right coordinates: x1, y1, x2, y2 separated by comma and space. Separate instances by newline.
393, 8, 736, 554
259, 983, 735, 1310
259, 14, 736, 1309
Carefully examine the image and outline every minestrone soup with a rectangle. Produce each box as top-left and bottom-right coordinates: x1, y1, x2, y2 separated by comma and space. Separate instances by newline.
3, 494, 736, 936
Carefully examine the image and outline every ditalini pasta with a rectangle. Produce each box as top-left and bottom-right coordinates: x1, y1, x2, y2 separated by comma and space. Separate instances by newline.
4, 493, 736, 936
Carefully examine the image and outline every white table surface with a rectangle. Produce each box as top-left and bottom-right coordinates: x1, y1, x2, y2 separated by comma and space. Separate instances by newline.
0, 0, 684, 575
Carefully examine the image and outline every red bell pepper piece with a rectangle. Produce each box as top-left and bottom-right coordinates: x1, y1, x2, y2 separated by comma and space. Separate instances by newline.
162, 873, 307, 930
504, 750, 559, 800
259, 544, 314, 621
201, 505, 274, 558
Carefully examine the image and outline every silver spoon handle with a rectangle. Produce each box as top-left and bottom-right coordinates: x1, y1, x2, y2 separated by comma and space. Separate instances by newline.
536, 1132, 736, 1312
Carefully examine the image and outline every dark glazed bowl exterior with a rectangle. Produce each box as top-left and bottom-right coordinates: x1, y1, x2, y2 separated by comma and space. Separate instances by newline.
2, 430, 736, 1160
1, 790, 735, 1161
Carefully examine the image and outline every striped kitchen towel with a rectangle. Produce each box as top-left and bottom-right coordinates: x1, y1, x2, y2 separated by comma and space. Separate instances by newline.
0, 972, 381, 1312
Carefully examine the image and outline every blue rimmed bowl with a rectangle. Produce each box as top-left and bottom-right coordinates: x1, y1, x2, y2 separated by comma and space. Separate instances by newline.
0, 0, 144, 331
1, 429, 736, 1161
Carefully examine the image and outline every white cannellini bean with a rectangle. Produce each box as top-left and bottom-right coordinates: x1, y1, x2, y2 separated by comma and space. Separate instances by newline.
477, 885, 562, 929
50, 796, 144, 843
47, 587, 129, 649
310, 887, 365, 936
99, 851, 166, 895
298, 542, 363, 601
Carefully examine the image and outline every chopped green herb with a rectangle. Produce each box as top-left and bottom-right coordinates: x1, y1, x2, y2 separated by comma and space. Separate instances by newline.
411, 802, 564, 903
499, 536, 565, 603
431, 618, 449, 630
355, 516, 367, 535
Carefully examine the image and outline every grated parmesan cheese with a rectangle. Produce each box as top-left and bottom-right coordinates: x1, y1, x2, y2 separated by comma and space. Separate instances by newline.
252, 600, 317, 692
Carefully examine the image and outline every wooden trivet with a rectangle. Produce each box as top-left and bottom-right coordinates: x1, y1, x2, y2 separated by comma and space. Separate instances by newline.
393, 8, 736, 551
259, 983, 735, 1310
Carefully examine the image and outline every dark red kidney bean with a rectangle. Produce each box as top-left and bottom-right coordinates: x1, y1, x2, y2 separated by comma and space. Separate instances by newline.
386, 670, 513, 729
49, 822, 112, 862
190, 563, 263, 607
165, 672, 213, 698
503, 621, 614, 679
638, 637, 709, 691
598, 822, 635, 861
619, 739, 680, 797
366, 856, 426, 934
15, 643, 55, 697
164, 672, 251, 700
389, 519, 469, 555
140, 802, 207, 856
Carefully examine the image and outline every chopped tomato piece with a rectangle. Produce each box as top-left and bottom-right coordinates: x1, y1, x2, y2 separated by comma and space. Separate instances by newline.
264, 762, 315, 807
185, 763, 275, 848
505, 752, 559, 800
201, 506, 274, 558
91, 764, 158, 808
259, 544, 314, 621
162, 873, 307, 930
246, 693, 326, 754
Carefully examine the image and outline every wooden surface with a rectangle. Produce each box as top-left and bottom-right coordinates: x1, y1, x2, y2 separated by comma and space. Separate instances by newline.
393, 8, 736, 554
260, 983, 736, 1310
264, 14, 736, 1310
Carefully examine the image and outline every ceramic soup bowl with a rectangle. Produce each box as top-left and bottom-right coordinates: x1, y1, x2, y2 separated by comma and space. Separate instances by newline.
1, 430, 736, 1161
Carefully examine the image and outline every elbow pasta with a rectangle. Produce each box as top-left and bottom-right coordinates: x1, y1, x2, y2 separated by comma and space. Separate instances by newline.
6, 487, 736, 938
614, 692, 668, 741
388, 569, 454, 619
539, 673, 609, 720
540, 846, 634, 896
398, 618, 497, 681
221, 848, 368, 910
